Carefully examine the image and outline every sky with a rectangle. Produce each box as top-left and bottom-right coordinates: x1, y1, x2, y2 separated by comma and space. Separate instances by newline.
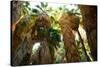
29, 1, 79, 11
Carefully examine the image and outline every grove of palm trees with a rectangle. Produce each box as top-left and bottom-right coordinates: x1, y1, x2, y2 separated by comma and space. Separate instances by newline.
11, 1, 97, 66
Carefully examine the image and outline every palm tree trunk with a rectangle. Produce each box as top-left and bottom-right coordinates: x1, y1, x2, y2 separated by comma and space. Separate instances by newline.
11, 1, 24, 66
59, 14, 80, 62
79, 5, 97, 61
39, 39, 52, 64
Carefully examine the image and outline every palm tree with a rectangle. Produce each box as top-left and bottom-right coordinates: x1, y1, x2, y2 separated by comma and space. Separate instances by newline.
31, 2, 61, 64
11, 1, 35, 65
59, 13, 81, 62
79, 5, 97, 61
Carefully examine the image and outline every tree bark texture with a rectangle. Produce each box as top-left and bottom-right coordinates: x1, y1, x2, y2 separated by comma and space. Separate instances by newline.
79, 5, 97, 61
59, 14, 80, 62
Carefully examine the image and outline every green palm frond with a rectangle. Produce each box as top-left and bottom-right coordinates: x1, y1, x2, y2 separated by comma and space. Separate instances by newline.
48, 28, 61, 50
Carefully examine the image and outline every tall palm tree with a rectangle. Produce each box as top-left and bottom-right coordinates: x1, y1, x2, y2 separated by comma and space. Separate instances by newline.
31, 2, 61, 64
59, 13, 81, 62
79, 5, 97, 61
